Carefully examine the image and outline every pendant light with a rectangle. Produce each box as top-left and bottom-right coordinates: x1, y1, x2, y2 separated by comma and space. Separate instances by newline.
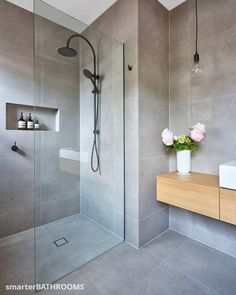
192, 0, 201, 77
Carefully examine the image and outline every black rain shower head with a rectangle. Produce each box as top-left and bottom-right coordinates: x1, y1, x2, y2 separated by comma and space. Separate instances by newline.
58, 46, 77, 57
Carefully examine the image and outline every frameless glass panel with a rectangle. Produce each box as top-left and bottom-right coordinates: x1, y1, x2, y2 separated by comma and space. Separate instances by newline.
34, 0, 124, 285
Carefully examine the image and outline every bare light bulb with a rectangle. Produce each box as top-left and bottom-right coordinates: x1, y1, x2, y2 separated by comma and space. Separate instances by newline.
192, 62, 201, 77
192, 52, 201, 77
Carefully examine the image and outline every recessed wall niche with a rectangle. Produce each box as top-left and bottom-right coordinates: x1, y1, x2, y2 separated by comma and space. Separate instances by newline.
6, 103, 59, 131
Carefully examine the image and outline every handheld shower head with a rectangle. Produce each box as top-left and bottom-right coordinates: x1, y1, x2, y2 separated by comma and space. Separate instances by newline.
83, 69, 94, 79
83, 69, 99, 93
58, 46, 77, 57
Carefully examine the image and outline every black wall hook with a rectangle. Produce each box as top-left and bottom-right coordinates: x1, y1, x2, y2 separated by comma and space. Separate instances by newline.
11, 142, 18, 152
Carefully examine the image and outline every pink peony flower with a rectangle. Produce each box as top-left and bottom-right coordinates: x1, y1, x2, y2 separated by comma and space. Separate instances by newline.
190, 128, 205, 142
162, 128, 174, 146
192, 123, 206, 134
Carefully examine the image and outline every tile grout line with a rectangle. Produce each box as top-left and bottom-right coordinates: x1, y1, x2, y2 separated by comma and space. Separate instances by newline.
171, 228, 236, 259
140, 228, 170, 248
165, 261, 220, 295
164, 238, 190, 261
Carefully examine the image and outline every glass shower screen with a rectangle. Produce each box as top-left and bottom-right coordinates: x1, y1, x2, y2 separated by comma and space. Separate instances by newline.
34, 0, 124, 285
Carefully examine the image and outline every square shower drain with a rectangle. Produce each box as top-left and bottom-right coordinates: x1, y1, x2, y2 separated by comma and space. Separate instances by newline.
53, 237, 69, 247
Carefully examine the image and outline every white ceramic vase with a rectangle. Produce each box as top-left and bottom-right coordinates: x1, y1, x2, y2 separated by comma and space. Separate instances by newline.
176, 150, 191, 175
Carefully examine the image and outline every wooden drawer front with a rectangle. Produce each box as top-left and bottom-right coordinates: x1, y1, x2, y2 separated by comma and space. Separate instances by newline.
157, 178, 220, 219
220, 188, 236, 225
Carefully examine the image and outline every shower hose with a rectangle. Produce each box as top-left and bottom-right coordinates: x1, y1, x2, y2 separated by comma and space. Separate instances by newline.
91, 91, 100, 172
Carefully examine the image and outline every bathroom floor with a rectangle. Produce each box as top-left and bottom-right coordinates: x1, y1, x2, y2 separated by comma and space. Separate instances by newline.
0, 214, 122, 294
40, 230, 236, 295
1, 229, 236, 295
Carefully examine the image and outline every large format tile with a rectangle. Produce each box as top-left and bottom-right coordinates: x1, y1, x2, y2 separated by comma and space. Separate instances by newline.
138, 263, 217, 295
170, 206, 236, 258
139, 207, 169, 246
139, 156, 168, 219
143, 230, 189, 260
170, 0, 192, 54
190, 95, 236, 162
114, 0, 138, 43
139, 39, 169, 104
81, 243, 162, 295
34, 214, 123, 285
125, 216, 139, 248
167, 239, 236, 295
0, 229, 34, 294
40, 272, 101, 295
139, 0, 169, 53
139, 99, 169, 159
124, 38, 138, 100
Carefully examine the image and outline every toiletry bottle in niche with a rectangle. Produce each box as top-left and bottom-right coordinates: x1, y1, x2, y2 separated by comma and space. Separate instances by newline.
18, 112, 26, 130
27, 113, 34, 130
35, 120, 40, 130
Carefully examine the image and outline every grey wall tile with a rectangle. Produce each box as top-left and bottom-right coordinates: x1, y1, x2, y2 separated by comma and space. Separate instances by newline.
139, 157, 168, 219
190, 30, 236, 100
125, 216, 139, 248
125, 98, 139, 159
114, 0, 138, 43
169, 206, 191, 236
79, 21, 125, 241
170, 206, 236, 258
139, 207, 169, 247
189, 94, 236, 173
125, 37, 139, 100
139, 39, 169, 104
0, 207, 34, 238
139, 100, 169, 159
0, 2, 81, 237
169, 0, 236, 258
195, 0, 236, 41
170, 0, 192, 54
139, 0, 169, 53
90, 6, 115, 40
125, 158, 139, 220
170, 50, 191, 104
169, 103, 190, 134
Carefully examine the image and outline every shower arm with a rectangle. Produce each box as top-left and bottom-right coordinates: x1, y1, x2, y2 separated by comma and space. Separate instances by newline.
66, 34, 97, 79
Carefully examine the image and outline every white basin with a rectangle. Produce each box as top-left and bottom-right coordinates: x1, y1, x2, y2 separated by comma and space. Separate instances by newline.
59, 148, 88, 163
220, 160, 236, 190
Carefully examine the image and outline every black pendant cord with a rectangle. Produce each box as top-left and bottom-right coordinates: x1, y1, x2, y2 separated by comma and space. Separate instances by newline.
193, 0, 200, 63
195, 0, 198, 53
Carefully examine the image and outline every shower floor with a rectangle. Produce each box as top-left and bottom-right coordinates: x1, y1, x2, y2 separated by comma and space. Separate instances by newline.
0, 214, 123, 293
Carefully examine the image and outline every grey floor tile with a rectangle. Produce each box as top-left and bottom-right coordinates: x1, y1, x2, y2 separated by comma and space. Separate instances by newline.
143, 230, 189, 260
40, 272, 101, 295
0, 229, 34, 286
35, 214, 123, 284
80, 243, 162, 295
167, 240, 236, 295
68, 236, 123, 269
137, 263, 217, 295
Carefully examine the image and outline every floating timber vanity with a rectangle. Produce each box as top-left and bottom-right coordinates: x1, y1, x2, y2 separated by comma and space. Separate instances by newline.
156, 172, 220, 219
157, 172, 236, 225
220, 188, 236, 225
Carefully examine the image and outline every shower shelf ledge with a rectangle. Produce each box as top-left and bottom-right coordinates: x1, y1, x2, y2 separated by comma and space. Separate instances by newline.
6, 102, 59, 132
